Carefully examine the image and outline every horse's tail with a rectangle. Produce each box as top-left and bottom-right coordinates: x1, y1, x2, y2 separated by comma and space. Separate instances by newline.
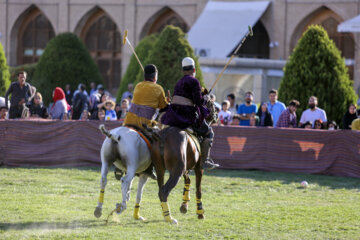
99, 124, 120, 143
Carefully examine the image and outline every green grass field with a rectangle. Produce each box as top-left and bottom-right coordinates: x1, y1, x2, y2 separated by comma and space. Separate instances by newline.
0, 167, 359, 240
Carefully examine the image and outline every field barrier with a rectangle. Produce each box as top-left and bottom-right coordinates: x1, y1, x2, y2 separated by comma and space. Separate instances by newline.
1, 120, 359, 178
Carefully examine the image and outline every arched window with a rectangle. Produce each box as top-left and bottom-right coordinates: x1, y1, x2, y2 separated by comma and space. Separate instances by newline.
233, 21, 270, 59
17, 8, 55, 64
81, 11, 121, 90
143, 8, 188, 37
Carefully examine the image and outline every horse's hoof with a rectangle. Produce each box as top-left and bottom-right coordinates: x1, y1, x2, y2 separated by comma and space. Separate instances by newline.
197, 214, 205, 220
180, 204, 188, 214
94, 207, 102, 218
135, 216, 145, 221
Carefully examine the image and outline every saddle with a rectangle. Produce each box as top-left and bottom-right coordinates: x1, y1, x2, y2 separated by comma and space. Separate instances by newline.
124, 124, 153, 151
185, 128, 201, 154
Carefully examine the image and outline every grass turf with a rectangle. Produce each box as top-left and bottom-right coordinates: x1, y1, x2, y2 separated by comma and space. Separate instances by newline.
0, 167, 359, 239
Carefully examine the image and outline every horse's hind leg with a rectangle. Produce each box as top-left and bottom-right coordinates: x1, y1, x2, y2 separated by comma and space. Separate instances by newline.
180, 173, 191, 214
194, 165, 205, 219
117, 167, 136, 215
133, 174, 148, 221
94, 158, 109, 218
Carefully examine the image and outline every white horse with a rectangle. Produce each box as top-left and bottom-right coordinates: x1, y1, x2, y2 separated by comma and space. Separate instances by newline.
94, 124, 153, 221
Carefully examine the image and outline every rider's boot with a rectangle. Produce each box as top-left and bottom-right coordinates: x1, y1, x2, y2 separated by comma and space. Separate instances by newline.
200, 137, 219, 170
143, 165, 157, 180
114, 167, 124, 180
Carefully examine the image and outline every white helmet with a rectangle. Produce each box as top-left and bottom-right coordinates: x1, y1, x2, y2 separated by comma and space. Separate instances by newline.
182, 57, 195, 68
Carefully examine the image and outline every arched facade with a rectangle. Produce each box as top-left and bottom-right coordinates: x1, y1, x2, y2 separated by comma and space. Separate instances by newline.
290, 7, 355, 78
80, 9, 121, 90
140, 7, 189, 39
10, 5, 55, 65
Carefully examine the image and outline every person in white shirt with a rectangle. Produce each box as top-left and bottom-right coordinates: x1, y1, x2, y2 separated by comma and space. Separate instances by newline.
218, 100, 232, 125
299, 96, 327, 127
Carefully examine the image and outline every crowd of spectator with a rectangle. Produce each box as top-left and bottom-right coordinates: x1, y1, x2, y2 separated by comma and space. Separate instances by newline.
0, 71, 131, 121
1, 70, 360, 131
214, 89, 358, 131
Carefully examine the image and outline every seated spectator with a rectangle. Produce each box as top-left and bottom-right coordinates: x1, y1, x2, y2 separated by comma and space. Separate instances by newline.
116, 99, 129, 120
314, 119, 325, 130
50, 87, 68, 120
98, 109, 105, 121
80, 109, 90, 121
104, 100, 117, 121
237, 91, 257, 126
28, 92, 49, 119
300, 121, 313, 129
343, 103, 357, 129
327, 121, 338, 130
250, 114, 259, 126
276, 100, 300, 128
90, 93, 109, 120
256, 102, 273, 127
0, 106, 8, 120
299, 96, 327, 127
218, 100, 232, 125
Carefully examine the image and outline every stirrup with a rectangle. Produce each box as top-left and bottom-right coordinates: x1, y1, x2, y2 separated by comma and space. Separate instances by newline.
114, 168, 124, 180
203, 159, 219, 170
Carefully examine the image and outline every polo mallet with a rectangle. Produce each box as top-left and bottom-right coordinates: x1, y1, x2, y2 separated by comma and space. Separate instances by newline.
123, 30, 144, 72
209, 25, 253, 93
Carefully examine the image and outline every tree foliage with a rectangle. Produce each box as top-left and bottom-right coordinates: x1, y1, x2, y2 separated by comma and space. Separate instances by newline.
279, 25, 357, 126
0, 42, 11, 96
116, 34, 158, 102
32, 33, 103, 104
137, 25, 204, 94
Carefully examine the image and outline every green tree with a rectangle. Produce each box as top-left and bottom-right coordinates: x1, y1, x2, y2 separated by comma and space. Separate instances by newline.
32, 33, 103, 104
0, 42, 11, 96
137, 25, 204, 94
116, 34, 158, 102
279, 25, 357, 127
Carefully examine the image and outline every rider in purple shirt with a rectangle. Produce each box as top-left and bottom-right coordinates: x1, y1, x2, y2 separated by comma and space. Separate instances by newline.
161, 57, 218, 169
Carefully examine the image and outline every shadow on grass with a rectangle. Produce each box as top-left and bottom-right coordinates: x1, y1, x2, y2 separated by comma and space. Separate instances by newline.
202, 169, 360, 190
0, 220, 103, 231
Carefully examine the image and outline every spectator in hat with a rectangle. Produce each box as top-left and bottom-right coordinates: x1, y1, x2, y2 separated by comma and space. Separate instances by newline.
104, 100, 117, 121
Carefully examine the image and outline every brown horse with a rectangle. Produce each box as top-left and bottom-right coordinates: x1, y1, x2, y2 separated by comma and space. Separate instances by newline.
150, 127, 203, 224
148, 100, 217, 224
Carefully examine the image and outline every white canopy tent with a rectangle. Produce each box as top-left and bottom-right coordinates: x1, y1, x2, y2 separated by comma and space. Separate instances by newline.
187, 1, 270, 58
338, 14, 360, 32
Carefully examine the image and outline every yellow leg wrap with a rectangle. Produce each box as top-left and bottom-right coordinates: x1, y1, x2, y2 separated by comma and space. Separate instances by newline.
133, 203, 140, 220
196, 198, 204, 215
99, 189, 105, 203
161, 202, 172, 222
183, 184, 191, 202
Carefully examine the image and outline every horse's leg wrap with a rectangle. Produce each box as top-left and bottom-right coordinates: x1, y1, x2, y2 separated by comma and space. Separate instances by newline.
161, 202, 173, 222
98, 189, 105, 204
196, 198, 204, 215
133, 203, 140, 220
182, 184, 191, 203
